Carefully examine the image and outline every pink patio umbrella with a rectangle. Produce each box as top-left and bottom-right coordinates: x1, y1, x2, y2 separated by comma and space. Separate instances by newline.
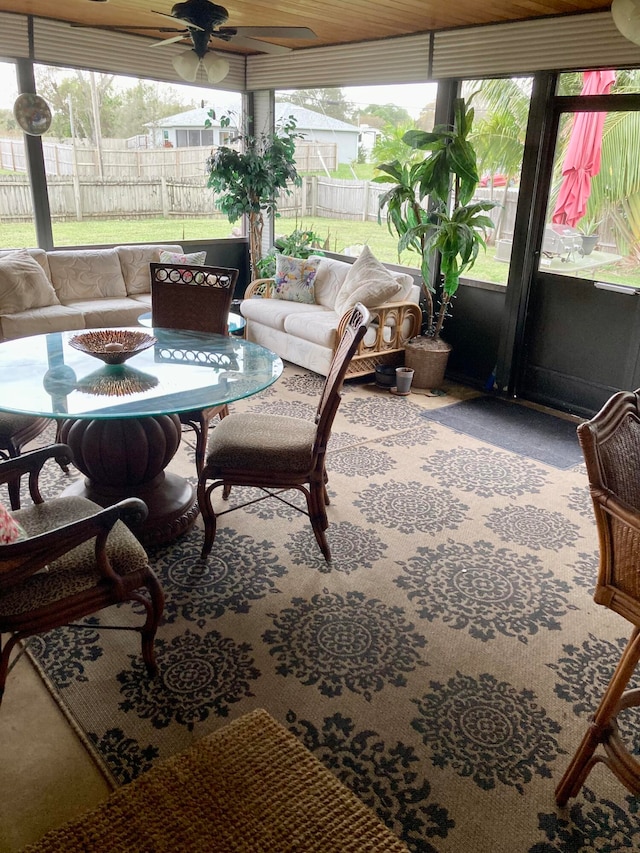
551, 69, 617, 228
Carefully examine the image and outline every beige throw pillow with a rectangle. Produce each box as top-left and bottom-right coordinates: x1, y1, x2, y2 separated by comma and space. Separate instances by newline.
0, 250, 60, 315
334, 245, 402, 317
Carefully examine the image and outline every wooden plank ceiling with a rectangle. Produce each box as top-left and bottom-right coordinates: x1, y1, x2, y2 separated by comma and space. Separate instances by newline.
0, 0, 613, 55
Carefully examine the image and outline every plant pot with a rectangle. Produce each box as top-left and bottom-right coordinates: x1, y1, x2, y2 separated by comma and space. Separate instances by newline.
404, 337, 452, 390
580, 234, 599, 256
375, 364, 397, 388
394, 367, 414, 395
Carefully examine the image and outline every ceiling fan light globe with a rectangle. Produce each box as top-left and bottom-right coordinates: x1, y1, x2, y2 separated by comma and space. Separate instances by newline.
611, 0, 640, 46
172, 49, 201, 82
202, 52, 230, 83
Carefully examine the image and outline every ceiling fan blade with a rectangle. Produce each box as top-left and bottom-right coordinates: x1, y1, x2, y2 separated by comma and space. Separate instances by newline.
151, 10, 205, 31
225, 36, 292, 55
69, 23, 182, 31
228, 27, 317, 39
150, 34, 189, 47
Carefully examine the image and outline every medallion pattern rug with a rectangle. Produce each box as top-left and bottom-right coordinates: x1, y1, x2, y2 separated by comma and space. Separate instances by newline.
22, 367, 640, 852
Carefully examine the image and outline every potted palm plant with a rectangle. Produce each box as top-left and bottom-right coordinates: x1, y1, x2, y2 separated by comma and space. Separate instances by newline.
374, 98, 494, 389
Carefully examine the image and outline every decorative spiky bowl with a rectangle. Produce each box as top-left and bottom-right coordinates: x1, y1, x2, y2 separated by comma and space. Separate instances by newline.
68, 330, 156, 365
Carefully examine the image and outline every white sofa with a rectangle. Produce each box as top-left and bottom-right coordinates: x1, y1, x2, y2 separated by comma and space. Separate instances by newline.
240, 252, 422, 377
0, 243, 184, 342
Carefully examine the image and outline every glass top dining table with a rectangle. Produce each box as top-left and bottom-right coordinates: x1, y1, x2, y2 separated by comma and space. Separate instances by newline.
0, 327, 281, 419
0, 328, 283, 545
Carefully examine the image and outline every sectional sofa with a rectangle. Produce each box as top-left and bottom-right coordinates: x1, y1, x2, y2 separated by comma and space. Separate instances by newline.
0, 243, 184, 342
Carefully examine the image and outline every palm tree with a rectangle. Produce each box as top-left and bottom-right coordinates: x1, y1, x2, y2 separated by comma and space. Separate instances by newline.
466, 78, 531, 242
371, 121, 419, 167
583, 71, 640, 263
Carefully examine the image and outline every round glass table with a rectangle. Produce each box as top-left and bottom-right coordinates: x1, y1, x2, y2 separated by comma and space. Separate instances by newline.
0, 328, 282, 544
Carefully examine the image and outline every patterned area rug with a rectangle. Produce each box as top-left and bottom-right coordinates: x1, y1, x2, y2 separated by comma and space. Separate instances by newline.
23, 366, 640, 852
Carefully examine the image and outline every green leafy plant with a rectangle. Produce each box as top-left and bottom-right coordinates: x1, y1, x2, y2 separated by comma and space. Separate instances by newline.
374, 98, 494, 340
205, 111, 302, 279
255, 227, 328, 279
577, 216, 602, 237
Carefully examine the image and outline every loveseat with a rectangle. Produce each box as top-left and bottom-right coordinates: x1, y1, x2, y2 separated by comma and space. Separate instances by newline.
240, 248, 422, 378
0, 243, 185, 342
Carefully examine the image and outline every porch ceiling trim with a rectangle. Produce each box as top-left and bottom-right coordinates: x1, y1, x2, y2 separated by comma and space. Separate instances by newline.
431, 12, 640, 79
245, 33, 432, 91
0, 13, 246, 92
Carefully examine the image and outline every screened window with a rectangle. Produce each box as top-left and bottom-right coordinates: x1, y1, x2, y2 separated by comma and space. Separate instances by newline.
0, 60, 37, 249
273, 83, 436, 263
14, 63, 241, 247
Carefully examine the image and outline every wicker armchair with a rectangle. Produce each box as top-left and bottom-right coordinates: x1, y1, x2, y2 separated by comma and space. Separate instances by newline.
556, 388, 640, 803
198, 304, 369, 562
0, 444, 164, 706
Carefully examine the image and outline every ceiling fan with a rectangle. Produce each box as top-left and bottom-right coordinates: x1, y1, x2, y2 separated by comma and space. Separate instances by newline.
73, 0, 317, 57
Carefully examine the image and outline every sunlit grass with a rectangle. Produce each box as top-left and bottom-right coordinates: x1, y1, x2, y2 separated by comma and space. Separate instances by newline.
1, 215, 637, 288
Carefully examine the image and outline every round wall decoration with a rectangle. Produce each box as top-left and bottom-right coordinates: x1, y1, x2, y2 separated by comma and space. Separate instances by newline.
13, 93, 52, 136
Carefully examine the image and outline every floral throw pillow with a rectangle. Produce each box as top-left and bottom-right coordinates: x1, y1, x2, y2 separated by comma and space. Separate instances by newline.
273, 255, 321, 304
158, 250, 207, 284
159, 250, 207, 266
0, 501, 26, 545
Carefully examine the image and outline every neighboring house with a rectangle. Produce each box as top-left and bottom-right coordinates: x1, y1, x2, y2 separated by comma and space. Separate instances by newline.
149, 102, 360, 166
358, 124, 383, 158
146, 108, 237, 149
275, 102, 359, 165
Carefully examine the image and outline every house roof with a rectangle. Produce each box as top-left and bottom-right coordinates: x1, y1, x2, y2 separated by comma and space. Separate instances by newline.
150, 108, 223, 129
275, 103, 358, 133
152, 103, 358, 134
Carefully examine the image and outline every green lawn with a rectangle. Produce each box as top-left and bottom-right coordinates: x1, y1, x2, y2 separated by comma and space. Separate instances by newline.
1, 215, 637, 289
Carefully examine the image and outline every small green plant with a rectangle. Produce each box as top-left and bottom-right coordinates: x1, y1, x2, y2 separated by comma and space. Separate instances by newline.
255, 227, 328, 279
577, 216, 601, 237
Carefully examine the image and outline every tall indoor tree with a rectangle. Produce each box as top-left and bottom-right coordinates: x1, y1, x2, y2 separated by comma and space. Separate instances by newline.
206, 112, 302, 280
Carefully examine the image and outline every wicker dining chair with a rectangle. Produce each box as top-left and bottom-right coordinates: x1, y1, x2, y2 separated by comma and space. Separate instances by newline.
150, 262, 239, 475
198, 303, 369, 563
555, 388, 640, 804
0, 443, 164, 706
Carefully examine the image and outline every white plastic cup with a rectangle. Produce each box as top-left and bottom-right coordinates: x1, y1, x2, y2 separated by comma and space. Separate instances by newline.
395, 367, 414, 395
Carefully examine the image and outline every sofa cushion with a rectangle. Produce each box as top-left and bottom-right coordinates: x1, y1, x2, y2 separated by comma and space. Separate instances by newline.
273, 255, 321, 304
0, 304, 85, 340
0, 248, 52, 282
241, 298, 328, 332
117, 244, 183, 295
389, 271, 416, 302
283, 308, 338, 349
334, 246, 402, 316
312, 256, 351, 309
0, 250, 60, 314
48, 249, 128, 301
63, 297, 148, 329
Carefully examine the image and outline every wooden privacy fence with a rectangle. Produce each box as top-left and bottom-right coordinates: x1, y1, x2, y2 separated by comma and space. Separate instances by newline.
0, 175, 224, 222
0, 170, 517, 234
